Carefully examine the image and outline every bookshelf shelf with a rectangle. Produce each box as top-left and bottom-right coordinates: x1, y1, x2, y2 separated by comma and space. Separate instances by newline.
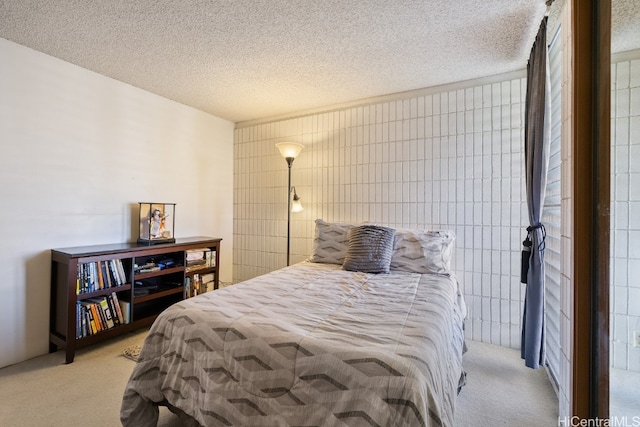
133, 285, 185, 303
50, 236, 221, 363
76, 284, 132, 300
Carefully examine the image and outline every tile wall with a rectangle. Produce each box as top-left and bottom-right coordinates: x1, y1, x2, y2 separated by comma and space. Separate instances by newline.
234, 71, 529, 349
558, 0, 573, 416
611, 52, 640, 373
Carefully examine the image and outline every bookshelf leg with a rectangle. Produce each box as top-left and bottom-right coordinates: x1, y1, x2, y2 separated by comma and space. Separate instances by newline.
65, 346, 75, 364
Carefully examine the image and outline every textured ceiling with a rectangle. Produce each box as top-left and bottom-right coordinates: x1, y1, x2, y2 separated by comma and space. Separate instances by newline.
1, 1, 638, 123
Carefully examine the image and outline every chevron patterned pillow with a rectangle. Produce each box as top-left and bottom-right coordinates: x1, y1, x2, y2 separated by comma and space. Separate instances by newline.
342, 225, 396, 273
390, 229, 455, 274
309, 219, 354, 265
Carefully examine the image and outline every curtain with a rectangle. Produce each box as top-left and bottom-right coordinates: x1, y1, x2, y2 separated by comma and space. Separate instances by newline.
521, 17, 550, 369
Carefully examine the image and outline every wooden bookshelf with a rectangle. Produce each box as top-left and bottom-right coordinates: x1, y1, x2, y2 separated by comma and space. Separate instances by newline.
49, 236, 221, 363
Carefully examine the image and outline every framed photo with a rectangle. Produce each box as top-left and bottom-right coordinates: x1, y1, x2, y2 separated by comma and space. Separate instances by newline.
137, 202, 176, 245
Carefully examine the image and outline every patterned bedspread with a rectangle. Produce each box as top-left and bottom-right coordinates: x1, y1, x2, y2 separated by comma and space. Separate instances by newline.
121, 261, 467, 427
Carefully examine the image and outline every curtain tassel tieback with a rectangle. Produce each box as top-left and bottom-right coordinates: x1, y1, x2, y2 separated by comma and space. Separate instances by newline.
521, 223, 546, 284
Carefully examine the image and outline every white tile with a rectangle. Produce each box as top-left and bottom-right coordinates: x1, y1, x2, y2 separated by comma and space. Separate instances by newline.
629, 230, 640, 259
456, 90, 465, 113
630, 202, 640, 228
616, 89, 630, 118
511, 79, 521, 104
492, 83, 501, 107
629, 259, 640, 288
630, 173, 640, 202
501, 81, 511, 106
464, 88, 474, 111
615, 145, 630, 174
441, 93, 449, 114
615, 202, 629, 229
611, 286, 629, 318
617, 60, 630, 89
629, 288, 640, 317
616, 174, 630, 200
613, 341, 628, 370
473, 86, 483, 109
630, 145, 640, 174
613, 257, 629, 287
616, 117, 630, 146
614, 229, 629, 259
630, 59, 640, 88
481, 107, 493, 132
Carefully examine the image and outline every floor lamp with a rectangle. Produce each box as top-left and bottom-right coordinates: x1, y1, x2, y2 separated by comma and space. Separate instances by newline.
276, 142, 304, 266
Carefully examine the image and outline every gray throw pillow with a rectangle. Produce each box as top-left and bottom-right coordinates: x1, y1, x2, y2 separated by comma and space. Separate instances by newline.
342, 225, 396, 273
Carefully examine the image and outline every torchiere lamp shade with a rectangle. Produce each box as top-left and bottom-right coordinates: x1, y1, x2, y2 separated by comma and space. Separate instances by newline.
276, 142, 304, 161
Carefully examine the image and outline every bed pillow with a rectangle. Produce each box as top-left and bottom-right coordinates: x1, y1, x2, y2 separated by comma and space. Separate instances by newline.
342, 225, 396, 273
390, 229, 455, 274
309, 219, 354, 265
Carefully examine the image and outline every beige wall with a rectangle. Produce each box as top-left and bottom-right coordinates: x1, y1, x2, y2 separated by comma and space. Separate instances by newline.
0, 38, 235, 368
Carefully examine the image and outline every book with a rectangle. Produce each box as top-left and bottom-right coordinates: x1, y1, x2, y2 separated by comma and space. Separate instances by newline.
110, 292, 124, 325
92, 302, 104, 331
96, 261, 104, 290
76, 302, 82, 338
106, 294, 120, 326
78, 304, 87, 337
109, 260, 121, 286
79, 301, 98, 334
84, 263, 93, 292
89, 297, 115, 329
76, 264, 82, 294
206, 250, 216, 267
101, 261, 112, 288
116, 259, 127, 285
118, 300, 131, 324
90, 262, 97, 291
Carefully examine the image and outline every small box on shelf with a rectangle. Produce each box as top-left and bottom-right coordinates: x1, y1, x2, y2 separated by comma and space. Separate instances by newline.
137, 202, 176, 245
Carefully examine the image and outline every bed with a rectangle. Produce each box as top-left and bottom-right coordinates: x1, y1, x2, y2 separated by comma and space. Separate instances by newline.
121, 221, 467, 427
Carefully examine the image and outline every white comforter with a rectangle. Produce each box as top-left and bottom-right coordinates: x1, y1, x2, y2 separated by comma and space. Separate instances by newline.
121, 261, 466, 426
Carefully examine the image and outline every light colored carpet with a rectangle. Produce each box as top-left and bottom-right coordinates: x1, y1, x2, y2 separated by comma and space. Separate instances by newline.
0, 331, 560, 426
0, 329, 181, 427
455, 340, 558, 426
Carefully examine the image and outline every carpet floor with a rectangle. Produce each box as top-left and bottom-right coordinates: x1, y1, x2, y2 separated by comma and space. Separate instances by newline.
455, 340, 558, 426
0, 330, 561, 426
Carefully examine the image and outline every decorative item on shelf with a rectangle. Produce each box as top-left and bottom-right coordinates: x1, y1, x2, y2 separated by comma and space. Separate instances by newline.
137, 202, 176, 245
276, 142, 304, 266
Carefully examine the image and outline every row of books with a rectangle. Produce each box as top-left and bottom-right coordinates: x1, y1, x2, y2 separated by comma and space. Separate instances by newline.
185, 273, 214, 298
185, 248, 216, 273
76, 292, 130, 338
77, 259, 128, 294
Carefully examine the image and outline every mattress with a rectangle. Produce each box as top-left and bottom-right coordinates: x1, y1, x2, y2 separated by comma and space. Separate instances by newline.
121, 261, 466, 427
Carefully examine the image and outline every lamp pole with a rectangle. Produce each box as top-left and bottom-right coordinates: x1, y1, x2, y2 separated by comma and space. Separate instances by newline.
285, 157, 293, 266
276, 142, 303, 267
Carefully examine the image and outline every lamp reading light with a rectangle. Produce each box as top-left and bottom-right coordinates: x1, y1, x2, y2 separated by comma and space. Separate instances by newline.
291, 187, 304, 213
